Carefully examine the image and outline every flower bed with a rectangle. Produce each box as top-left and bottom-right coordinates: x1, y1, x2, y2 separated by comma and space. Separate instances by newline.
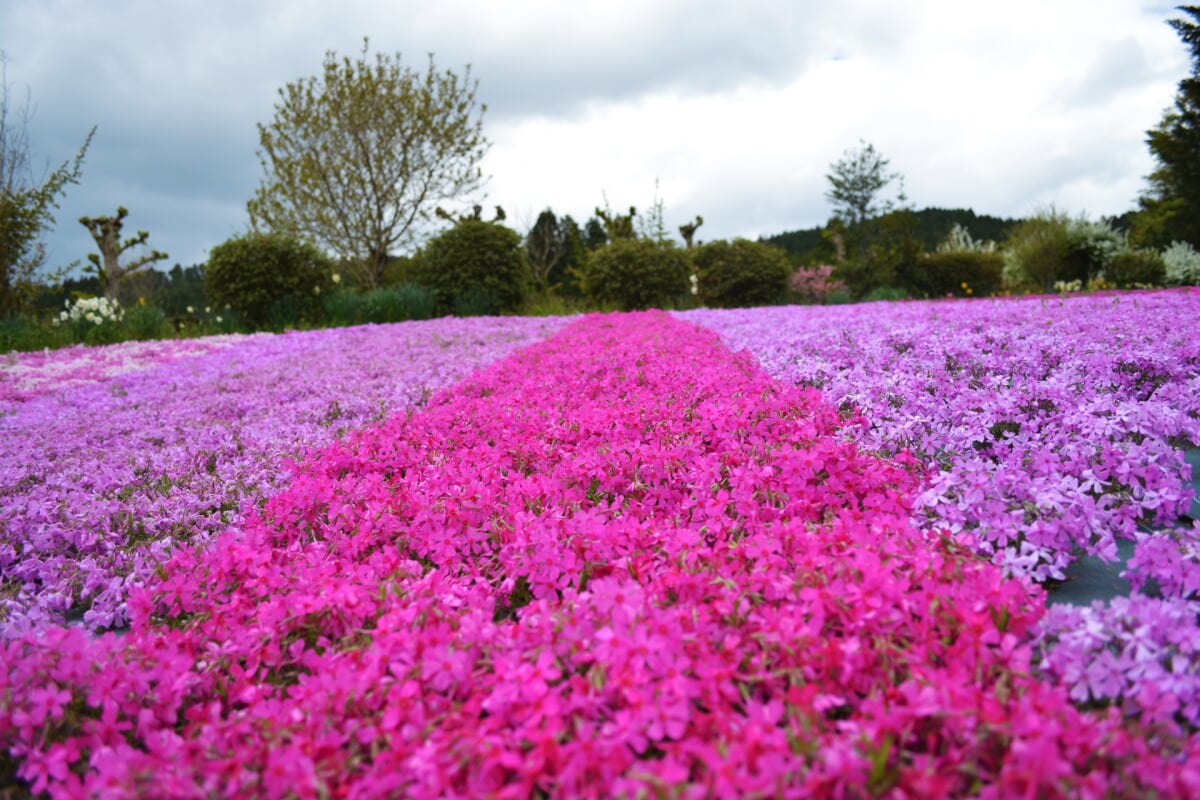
2, 311, 1196, 797
682, 290, 1200, 726
0, 317, 566, 636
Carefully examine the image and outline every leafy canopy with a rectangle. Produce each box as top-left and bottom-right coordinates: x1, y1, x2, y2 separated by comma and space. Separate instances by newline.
1134, 5, 1200, 248
248, 38, 489, 289
0, 52, 94, 315
824, 139, 901, 229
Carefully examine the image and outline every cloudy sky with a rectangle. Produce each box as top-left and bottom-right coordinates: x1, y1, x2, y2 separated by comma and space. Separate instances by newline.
0, 0, 1192, 272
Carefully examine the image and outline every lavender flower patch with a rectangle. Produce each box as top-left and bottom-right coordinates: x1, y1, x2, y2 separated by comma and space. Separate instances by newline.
0, 317, 568, 636
681, 290, 1200, 725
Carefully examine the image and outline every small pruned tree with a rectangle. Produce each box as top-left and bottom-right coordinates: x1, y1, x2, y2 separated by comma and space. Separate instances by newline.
595, 204, 637, 240
79, 207, 167, 303
679, 215, 703, 248
248, 38, 489, 289
0, 52, 94, 315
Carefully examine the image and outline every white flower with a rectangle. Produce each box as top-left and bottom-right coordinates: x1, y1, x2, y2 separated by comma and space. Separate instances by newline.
187, 306, 195, 314
215, 315, 223, 323
205, 307, 211, 313
331, 273, 341, 284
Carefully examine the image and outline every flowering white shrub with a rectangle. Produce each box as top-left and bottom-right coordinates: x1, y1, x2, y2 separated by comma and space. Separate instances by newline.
54, 296, 123, 327
937, 223, 996, 253
1163, 240, 1200, 286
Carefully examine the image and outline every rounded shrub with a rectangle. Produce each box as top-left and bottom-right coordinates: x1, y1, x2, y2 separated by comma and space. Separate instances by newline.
1103, 250, 1166, 288
692, 239, 791, 308
204, 232, 333, 329
912, 251, 1005, 298
580, 238, 690, 311
413, 220, 530, 315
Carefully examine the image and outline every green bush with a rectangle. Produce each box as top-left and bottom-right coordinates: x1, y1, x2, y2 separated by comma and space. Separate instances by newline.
1002, 211, 1123, 292
1103, 250, 1166, 287
122, 303, 168, 341
1003, 210, 1070, 291
692, 239, 791, 308
861, 286, 909, 302
204, 232, 333, 329
321, 284, 437, 326
366, 284, 436, 322
580, 238, 690, 311
413, 221, 530, 315
912, 251, 1005, 297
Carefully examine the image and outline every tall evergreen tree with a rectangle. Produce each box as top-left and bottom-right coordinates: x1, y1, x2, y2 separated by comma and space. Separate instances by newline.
1134, 5, 1200, 248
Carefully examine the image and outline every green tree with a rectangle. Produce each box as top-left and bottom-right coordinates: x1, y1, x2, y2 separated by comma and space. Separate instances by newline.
1133, 5, 1200, 248
525, 208, 568, 294
79, 207, 168, 303
582, 217, 608, 250
248, 38, 489, 289
825, 140, 901, 230
823, 140, 905, 297
0, 53, 94, 315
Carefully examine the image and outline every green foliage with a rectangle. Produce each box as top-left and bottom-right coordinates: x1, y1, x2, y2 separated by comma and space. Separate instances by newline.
454, 285, 502, 317
692, 238, 790, 308
595, 203, 638, 240
413, 219, 529, 315
765, 208, 1019, 264
1061, 217, 1122, 283
1133, 5, 1200, 249
1103, 249, 1166, 287
0, 53, 94, 315
825, 140, 901, 229
913, 251, 1005, 297
122, 303, 169, 340
861, 286, 909, 302
1003, 209, 1072, 291
525, 209, 570, 293
1003, 210, 1125, 291
204, 231, 333, 329
1163, 240, 1200, 285
248, 38, 489, 288
580, 237, 690, 311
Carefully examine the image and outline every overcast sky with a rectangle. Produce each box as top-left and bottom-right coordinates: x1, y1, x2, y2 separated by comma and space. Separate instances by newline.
0, 0, 1192, 273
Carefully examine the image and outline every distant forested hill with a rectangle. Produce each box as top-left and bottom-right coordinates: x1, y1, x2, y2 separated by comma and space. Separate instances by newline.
762, 207, 1022, 262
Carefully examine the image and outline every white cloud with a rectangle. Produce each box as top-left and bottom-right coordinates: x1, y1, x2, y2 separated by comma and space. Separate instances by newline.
0, 0, 1192, 268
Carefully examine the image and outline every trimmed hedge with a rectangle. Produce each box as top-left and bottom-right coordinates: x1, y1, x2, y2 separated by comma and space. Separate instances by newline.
911, 251, 1004, 298
204, 232, 332, 329
693, 239, 791, 308
413, 221, 530, 315
580, 238, 691, 311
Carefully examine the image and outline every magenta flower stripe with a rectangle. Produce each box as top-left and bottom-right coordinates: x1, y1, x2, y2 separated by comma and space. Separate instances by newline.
0, 317, 567, 636
3, 311, 1195, 798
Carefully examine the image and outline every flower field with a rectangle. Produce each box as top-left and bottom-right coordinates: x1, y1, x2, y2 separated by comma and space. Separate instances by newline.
2, 301, 1199, 796
1, 317, 566, 635
682, 289, 1200, 728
